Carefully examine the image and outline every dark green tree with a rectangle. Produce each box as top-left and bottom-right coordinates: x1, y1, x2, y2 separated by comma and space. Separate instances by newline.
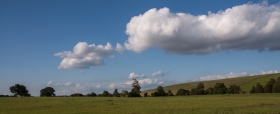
195, 82, 204, 95
102, 91, 109, 97
228, 84, 242, 94
205, 87, 214, 94
130, 79, 141, 97
255, 82, 264, 93
167, 89, 174, 96
213, 83, 227, 94
250, 86, 256, 93
144, 92, 148, 97
113, 88, 120, 97
70, 93, 83, 97
190, 88, 195, 95
120, 90, 128, 97
10, 84, 31, 97
264, 78, 276, 93
176, 89, 190, 96
86, 92, 96, 97
154, 86, 166, 96
40, 87, 55, 97
272, 77, 280, 93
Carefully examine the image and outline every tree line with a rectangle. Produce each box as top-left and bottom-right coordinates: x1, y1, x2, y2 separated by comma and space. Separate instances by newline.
1, 77, 280, 97
0, 79, 141, 97
250, 77, 280, 93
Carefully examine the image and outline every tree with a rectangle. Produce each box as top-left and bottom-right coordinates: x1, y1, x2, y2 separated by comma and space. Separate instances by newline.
255, 82, 264, 93
144, 92, 148, 97
10, 84, 31, 97
228, 84, 242, 94
250, 86, 256, 93
272, 77, 280, 93
86, 92, 96, 97
40, 87, 55, 97
190, 88, 195, 95
176, 89, 190, 96
130, 79, 141, 97
70, 93, 83, 97
154, 86, 166, 96
120, 90, 128, 97
167, 90, 174, 96
102, 91, 109, 97
213, 83, 227, 94
113, 89, 120, 97
195, 82, 204, 95
205, 87, 214, 94
264, 78, 276, 93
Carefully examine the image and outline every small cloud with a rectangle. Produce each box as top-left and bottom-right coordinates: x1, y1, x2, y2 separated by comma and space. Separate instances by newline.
64, 82, 72, 86
128, 72, 145, 79
152, 70, 165, 77
47, 81, 52, 86
95, 85, 101, 88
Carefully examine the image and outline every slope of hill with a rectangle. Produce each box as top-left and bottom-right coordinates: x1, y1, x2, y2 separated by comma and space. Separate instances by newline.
142, 73, 280, 95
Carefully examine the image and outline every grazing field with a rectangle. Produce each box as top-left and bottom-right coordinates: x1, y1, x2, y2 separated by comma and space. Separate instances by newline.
142, 73, 280, 95
1, 94, 280, 114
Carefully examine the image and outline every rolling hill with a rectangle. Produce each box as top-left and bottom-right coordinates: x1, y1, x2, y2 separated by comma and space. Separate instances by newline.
142, 73, 280, 96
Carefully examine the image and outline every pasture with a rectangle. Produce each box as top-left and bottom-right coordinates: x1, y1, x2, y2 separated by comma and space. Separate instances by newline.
1, 94, 280, 114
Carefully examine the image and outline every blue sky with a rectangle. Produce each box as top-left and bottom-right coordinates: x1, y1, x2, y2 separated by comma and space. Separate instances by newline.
1, 0, 280, 96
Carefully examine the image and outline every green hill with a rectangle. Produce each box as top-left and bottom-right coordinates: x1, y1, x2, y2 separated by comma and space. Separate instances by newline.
142, 73, 280, 95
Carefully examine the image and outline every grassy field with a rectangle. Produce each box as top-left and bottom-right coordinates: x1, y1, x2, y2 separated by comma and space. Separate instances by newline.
1, 94, 280, 114
142, 73, 280, 95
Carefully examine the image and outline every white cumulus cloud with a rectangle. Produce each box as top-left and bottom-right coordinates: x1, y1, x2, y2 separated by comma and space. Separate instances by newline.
128, 72, 145, 79
55, 42, 124, 69
125, 3, 280, 54
152, 70, 165, 77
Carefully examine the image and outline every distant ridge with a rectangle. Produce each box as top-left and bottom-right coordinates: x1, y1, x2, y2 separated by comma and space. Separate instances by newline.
142, 73, 280, 95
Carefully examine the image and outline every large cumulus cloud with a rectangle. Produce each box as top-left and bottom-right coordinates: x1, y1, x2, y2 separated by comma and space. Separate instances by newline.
124, 3, 280, 54
55, 42, 124, 69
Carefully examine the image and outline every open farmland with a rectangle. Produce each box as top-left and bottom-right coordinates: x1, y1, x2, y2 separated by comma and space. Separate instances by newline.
1, 94, 280, 114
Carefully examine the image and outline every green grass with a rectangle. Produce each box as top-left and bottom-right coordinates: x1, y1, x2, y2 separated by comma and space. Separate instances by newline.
142, 73, 280, 95
1, 94, 280, 114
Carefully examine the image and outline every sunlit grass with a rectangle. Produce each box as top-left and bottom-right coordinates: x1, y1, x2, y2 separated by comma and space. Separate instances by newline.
1, 94, 280, 114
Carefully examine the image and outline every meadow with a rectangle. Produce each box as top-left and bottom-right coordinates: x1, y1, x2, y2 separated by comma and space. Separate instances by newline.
1, 94, 280, 114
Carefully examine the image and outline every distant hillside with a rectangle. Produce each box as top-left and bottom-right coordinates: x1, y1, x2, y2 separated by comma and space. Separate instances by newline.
142, 73, 280, 96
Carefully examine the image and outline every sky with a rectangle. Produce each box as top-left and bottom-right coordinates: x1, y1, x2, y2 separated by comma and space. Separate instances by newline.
1, 0, 280, 96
